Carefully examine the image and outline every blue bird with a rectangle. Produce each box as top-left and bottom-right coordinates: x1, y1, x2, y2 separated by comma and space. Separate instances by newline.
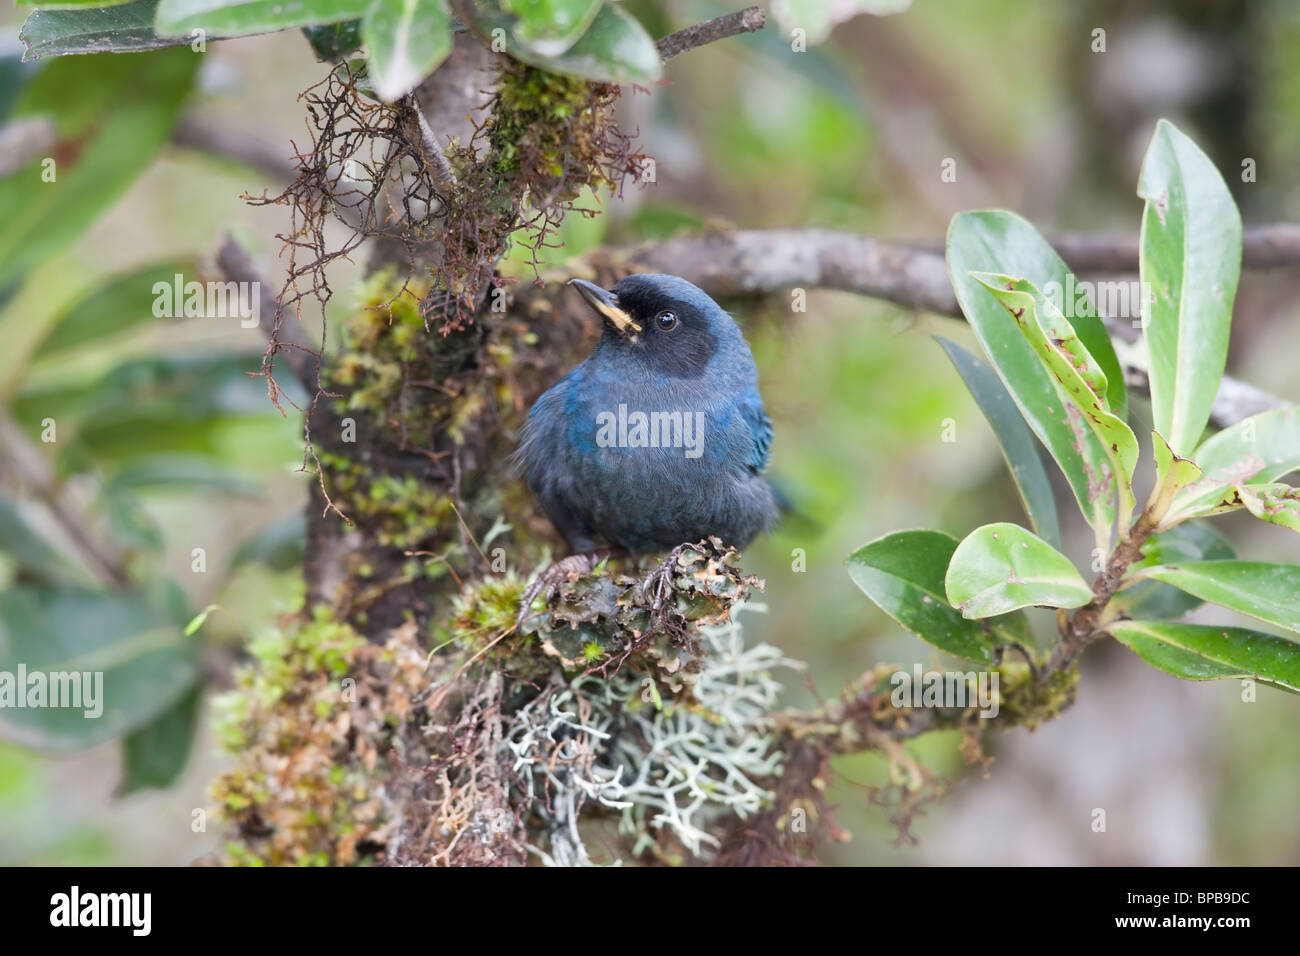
517, 274, 779, 557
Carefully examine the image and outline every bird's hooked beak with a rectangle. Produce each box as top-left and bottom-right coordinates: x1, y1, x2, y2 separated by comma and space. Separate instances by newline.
569, 278, 641, 335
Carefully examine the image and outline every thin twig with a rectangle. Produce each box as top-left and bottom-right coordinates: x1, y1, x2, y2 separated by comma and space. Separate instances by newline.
655, 6, 766, 61
405, 93, 457, 193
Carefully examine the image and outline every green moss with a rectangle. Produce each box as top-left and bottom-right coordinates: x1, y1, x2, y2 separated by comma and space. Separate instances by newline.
450, 572, 527, 636
325, 271, 444, 440
492, 66, 597, 185
210, 608, 428, 866
996, 660, 1079, 729
318, 451, 453, 550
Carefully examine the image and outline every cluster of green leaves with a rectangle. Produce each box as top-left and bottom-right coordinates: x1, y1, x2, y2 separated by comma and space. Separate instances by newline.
18, 0, 663, 102
0, 51, 303, 789
849, 119, 1300, 694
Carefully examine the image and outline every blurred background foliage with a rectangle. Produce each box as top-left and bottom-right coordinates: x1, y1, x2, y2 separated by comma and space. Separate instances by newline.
1, 0, 1298, 864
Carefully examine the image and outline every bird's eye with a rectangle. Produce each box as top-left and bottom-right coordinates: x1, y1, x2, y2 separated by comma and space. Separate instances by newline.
655, 310, 678, 331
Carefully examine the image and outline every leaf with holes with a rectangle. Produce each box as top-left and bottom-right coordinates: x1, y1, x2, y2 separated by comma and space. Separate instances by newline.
973, 273, 1139, 530
1167, 407, 1300, 524
948, 211, 1126, 537
1234, 483, 1300, 534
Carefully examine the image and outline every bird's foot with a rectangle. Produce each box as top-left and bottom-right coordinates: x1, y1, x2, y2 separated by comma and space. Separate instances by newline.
517, 551, 611, 628
639, 542, 696, 616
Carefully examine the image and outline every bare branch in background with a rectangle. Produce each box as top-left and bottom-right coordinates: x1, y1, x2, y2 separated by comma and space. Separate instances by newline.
1122, 364, 1285, 430
0, 409, 131, 588
1051, 223, 1300, 272
0, 116, 56, 178
216, 234, 316, 390
631, 225, 1300, 313
905, 223, 1300, 273
656, 6, 766, 61
628, 228, 957, 312
625, 227, 1298, 428
172, 113, 299, 182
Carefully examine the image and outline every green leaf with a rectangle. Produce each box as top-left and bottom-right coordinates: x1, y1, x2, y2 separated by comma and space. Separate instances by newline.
33, 260, 195, 359
1137, 118, 1243, 462
184, 604, 218, 636
104, 455, 262, 496
17, 0, 137, 7
58, 412, 244, 465
302, 19, 362, 60
1151, 430, 1201, 491
947, 211, 1127, 536
1146, 429, 1203, 522
99, 485, 164, 554
1135, 561, 1300, 634
1166, 407, 1300, 523
19, 1, 188, 58
14, 353, 289, 455
0, 585, 200, 752
948, 212, 1126, 418
1109, 520, 1234, 620
1178, 478, 1300, 523
973, 273, 1140, 530
936, 336, 1060, 549
118, 682, 201, 794
0, 492, 83, 585
945, 522, 1093, 618
485, 3, 662, 85
847, 529, 1023, 663
361, 0, 452, 103
504, 0, 604, 57
1235, 483, 1300, 534
0, 54, 28, 121
0, 49, 198, 292
1108, 620, 1300, 693
228, 511, 305, 571
155, 0, 372, 38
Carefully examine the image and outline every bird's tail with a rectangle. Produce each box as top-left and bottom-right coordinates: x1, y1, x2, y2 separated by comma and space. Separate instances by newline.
766, 477, 822, 535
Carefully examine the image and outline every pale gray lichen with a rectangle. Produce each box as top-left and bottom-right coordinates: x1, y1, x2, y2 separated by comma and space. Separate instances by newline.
506, 603, 801, 866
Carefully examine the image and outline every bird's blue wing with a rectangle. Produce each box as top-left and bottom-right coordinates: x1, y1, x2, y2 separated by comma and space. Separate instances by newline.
738, 386, 772, 474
